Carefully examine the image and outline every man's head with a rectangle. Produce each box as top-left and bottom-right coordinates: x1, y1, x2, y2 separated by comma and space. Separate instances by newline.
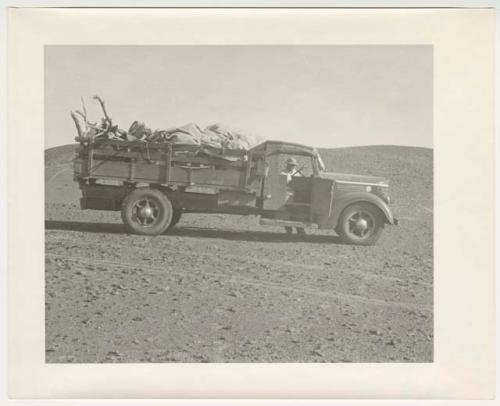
285, 157, 298, 172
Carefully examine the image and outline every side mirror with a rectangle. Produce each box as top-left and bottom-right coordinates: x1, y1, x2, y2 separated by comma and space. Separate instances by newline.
256, 159, 269, 177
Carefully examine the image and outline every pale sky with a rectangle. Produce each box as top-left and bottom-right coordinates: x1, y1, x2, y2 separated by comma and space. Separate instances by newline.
45, 45, 432, 149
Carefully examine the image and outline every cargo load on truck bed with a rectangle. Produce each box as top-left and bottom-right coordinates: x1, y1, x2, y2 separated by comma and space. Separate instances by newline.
70, 96, 262, 151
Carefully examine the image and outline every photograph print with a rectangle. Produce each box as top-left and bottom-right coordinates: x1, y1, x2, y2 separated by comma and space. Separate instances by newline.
44, 45, 433, 363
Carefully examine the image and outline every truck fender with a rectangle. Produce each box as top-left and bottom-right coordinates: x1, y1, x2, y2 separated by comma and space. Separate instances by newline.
330, 192, 395, 227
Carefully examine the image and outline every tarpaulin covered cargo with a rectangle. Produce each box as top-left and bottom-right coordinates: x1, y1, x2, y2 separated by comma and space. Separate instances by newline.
71, 96, 262, 153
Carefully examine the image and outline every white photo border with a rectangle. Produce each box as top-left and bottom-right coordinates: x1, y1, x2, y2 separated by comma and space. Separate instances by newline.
7, 7, 496, 400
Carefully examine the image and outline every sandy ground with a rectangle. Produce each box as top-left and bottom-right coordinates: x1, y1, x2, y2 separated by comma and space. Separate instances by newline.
45, 145, 433, 363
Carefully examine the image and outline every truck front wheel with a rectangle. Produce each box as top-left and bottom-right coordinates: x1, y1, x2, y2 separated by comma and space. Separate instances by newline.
336, 202, 384, 246
121, 188, 173, 235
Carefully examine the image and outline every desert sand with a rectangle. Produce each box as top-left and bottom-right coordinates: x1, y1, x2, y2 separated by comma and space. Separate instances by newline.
45, 144, 433, 363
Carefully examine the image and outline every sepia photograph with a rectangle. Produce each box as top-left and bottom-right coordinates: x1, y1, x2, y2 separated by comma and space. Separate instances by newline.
44, 44, 433, 364
7, 6, 495, 399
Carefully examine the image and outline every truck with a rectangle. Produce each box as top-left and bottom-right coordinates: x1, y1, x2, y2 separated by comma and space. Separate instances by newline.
73, 137, 397, 245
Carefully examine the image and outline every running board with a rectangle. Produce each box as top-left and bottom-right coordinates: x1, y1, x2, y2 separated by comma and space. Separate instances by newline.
259, 218, 314, 229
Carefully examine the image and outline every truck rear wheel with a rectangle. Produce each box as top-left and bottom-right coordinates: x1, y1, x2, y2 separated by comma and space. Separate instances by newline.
167, 208, 182, 230
121, 188, 173, 235
336, 202, 384, 246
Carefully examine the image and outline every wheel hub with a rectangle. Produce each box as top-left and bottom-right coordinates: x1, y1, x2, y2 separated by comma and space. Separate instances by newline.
347, 210, 374, 239
140, 206, 154, 219
133, 199, 159, 226
355, 218, 369, 232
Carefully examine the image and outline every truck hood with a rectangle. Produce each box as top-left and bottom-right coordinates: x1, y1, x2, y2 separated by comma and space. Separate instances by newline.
319, 171, 389, 186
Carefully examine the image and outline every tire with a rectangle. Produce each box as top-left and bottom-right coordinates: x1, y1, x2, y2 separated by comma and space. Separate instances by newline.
336, 202, 384, 246
121, 188, 173, 235
167, 208, 182, 230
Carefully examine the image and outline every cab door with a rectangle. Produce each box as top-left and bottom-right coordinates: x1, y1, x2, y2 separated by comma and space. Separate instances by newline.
310, 177, 335, 228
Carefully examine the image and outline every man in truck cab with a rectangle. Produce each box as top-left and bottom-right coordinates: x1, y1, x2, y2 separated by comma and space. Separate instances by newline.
280, 157, 306, 236
281, 157, 301, 183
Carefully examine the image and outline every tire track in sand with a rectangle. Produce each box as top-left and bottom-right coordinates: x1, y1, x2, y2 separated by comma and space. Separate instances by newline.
45, 236, 431, 288
46, 252, 432, 312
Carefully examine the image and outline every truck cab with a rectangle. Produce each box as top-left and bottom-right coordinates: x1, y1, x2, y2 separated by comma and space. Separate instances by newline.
252, 141, 397, 245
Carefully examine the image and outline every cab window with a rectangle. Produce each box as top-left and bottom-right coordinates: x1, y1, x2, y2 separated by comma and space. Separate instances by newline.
278, 154, 314, 177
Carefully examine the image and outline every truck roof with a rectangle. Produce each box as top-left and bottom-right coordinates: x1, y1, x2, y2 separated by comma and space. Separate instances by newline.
250, 140, 318, 156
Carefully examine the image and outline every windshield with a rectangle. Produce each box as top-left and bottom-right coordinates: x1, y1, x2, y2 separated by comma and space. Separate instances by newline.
317, 153, 326, 172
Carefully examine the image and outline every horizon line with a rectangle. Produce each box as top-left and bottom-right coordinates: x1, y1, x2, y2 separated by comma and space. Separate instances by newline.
45, 142, 434, 152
